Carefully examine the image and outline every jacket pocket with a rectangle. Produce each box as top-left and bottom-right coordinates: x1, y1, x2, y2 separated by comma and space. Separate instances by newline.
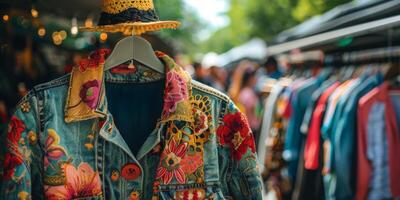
158, 184, 227, 200
72, 194, 104, 200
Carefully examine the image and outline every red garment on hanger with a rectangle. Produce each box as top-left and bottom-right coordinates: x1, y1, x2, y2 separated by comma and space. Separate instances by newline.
356, 82, 400, 200
304, 82, 340, 170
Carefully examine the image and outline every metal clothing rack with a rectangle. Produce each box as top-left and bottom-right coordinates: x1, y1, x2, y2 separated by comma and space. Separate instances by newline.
324, 46, 400, 66
267, 14, 400, 55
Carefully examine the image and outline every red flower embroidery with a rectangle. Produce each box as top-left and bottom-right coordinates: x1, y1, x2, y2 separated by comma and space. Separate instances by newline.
2, 116, 25, 180
162, 71, 188, 118
44, 162, 102, 200
79, 80, 101, 109
78, 49, 110, 72
192, 109, 208, 134
2, 152, 23, 180
217, 112, 256, 160
156, 139, 188, 184
180, 152, 203, 174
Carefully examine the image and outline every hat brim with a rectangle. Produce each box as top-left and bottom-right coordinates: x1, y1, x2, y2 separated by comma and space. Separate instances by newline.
80, 21, 180, 35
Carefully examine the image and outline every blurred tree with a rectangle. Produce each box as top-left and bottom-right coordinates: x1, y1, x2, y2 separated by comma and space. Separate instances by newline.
292, 0, 352, 21
201, 0, 352, 54
154, 0, 204, 55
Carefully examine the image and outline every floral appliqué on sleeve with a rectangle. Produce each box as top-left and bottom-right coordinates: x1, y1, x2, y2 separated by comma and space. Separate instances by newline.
3, 116, 25, 180
217, 112, 256, 160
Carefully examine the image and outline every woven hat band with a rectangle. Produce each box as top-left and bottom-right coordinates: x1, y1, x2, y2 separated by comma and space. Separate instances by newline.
102, 0, 154, 14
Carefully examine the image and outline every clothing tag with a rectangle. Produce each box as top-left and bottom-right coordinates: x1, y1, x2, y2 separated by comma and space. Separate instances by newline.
110, 64, 137, 74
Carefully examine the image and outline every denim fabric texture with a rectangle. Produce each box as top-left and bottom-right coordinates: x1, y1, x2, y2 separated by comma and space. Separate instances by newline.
0, 49, 263, 200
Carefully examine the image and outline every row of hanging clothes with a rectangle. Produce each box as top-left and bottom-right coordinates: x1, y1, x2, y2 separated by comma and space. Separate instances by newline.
257, 48, 400, 200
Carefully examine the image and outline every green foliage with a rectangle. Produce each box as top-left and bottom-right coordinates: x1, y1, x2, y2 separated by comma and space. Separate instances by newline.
201, 0, 352, 54
154, 0, 204, 55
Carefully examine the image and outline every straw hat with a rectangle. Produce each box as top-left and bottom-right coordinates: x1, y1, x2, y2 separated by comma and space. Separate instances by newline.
80, 0, 180, 35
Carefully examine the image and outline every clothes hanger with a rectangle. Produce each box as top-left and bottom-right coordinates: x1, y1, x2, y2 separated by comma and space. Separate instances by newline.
104, 35, 165, 74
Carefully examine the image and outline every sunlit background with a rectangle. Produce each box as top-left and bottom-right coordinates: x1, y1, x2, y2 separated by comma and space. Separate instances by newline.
1, 0, 399, 129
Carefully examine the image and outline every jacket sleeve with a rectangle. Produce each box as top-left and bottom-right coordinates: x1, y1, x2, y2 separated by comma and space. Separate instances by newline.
0, 92, 43, 199
217, 100, 264, 200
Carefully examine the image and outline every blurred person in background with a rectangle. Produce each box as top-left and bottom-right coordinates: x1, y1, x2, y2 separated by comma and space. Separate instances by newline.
260, 56, 283, 80
209, 66, 228, 92
229, 60, 261, 133
192, 62, 212, 86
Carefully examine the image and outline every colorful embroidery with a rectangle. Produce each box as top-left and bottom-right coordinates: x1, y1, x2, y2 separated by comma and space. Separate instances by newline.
17, 191, 30, 200
78, 48, 110, 72
175, 188, 206, 200
180, 152, 203, 175
44, 162, 102, 200
162, 70, 189, 118
44, 129, 68, 169
84, 123, 97, 151
156, 138, 187, 184
217, 112, 256, 160
20, 102, 30, 113
27, 131, 37, 145
79, 80, 101, 109
3, 116, 25, 180
65, 49, 106, 123
129, 191, 140, 200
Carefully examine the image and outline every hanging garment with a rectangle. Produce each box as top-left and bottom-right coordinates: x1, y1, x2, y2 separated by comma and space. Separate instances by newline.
320, 79, 357, 200
263, 86, 294, 200
0, 49, 263, 200
291, 78, 335, 200
333, 74, 382, 200
304, 82, 339, 170
284, 72, 328, 182
258, 83, 285, 173
357, 82, 400, 200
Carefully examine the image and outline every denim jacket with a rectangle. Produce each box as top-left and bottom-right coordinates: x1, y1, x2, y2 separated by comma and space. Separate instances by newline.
0, 49, 263, 200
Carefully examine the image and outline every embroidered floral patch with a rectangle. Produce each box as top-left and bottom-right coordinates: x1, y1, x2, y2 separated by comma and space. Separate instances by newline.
3, 116, 25, 180
175, 188, 206, 200
78, 48, 110, 72
44, 129, 67, 169
180, 152, 203, 174
217, 112, 256, 160
79, 80, 101, 109
156, 138, 188, 184
44, 162, 102, 200
162, 71, 189, 118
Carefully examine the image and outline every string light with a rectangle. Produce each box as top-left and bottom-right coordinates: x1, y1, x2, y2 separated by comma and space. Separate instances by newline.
31, 8, 39, 18
100, 32, 108, 42
71, 18, 78, 36
59, 30, 67, 40
2, 14, 9, 22
52, 31, 63, 45
85, 17, 93, 28
38, 27, 46, 37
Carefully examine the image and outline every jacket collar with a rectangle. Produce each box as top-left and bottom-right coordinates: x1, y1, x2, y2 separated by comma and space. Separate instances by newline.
64, 48, 193, 123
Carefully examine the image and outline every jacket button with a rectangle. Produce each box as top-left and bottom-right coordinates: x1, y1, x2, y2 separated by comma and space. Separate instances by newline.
121, 163, 141, 181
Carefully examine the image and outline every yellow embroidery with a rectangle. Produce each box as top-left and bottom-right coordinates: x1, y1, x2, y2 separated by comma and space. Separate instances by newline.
20, 102, 30, 112
17, 191, 30, 200
27, 131, 37, 145
64, 63, 105, 123
43, 174, 66, 186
